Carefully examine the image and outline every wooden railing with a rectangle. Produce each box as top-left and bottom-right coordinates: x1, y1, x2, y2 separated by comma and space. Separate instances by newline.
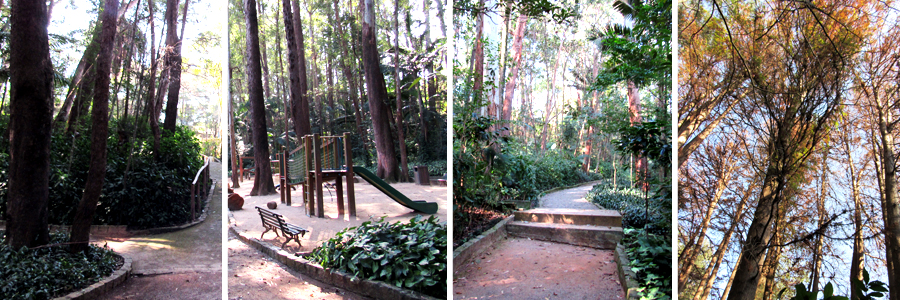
191, 156, 212, 221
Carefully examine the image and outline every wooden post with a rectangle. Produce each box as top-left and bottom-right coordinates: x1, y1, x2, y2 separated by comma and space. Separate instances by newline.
190, 182, 195, 221
305, 135, 314, 216
314, 134, 325, 217
238, 157, 243, 183
336, 176, 344, 216
343, 132, 356, 216
284, 147, 291, 206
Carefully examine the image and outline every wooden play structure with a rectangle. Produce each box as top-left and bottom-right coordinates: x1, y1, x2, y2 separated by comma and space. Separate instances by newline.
280, 132, 438, 218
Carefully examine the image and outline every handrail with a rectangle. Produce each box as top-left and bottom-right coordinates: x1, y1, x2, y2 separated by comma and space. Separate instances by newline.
193, 156, 211, 185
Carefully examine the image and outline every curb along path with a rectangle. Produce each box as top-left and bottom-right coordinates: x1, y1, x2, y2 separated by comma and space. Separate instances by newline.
96, 161, 223, 299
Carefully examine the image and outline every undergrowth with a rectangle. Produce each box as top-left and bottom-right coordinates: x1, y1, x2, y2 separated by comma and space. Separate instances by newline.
308, 216, 447, 298
0, 230, 119, 299
0, 120, 205, 229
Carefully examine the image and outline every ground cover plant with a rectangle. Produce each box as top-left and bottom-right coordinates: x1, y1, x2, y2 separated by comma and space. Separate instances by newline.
308, 216, 447, 298
0, 120, 205, 229
0, 230, 120, 299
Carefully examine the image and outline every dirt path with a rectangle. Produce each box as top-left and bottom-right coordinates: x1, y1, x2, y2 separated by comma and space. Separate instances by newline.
539, 181, 602, 209
227, 231, 370, 300
97, 161, 223, 299
454, 239, 623, 299
455, 182, 623, 299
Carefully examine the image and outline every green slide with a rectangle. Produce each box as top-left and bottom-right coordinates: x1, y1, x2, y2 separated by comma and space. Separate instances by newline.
353, 166, 438, 214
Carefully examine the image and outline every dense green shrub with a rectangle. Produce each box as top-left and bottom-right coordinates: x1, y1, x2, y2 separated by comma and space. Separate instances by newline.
587, 179, 670, 235
0, 120, 205, 229
308, 216, 447, 298
622, 228, 672, 300
0, 231, 119, 299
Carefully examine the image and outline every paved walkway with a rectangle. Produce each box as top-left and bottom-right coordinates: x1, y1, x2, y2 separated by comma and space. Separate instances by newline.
97, 161, 223, 299
539, 181, 603, 209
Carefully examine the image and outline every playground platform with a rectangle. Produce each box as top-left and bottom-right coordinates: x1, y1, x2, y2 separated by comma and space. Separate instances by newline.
228, 175, 448, 252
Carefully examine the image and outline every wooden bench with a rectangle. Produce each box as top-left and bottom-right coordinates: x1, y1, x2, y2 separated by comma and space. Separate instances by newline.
255, 206, 308, 248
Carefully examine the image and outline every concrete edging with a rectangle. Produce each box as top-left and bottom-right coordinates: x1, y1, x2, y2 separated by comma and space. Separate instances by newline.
52, 252, 133, 300
228, 217, 440, 300
614, 243, 641, 299
452, 215, 514, 269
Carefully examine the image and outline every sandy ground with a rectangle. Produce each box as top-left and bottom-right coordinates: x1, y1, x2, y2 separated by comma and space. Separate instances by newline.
453, 238, 623, 299
227, 231, 371, 300
454, 182, 623, 299
228, 175, 447, 252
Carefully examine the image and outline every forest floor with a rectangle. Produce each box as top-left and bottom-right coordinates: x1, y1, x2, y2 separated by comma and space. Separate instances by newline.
95, 161, 223, 300
227, 230, 370, 300
454, 181, 624, 299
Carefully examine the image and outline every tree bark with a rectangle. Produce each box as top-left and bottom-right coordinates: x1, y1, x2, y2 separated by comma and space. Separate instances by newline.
282, 0, 309, 140
332, 0, 370, 165
393, 0, 409, 182
162, 0, 187, 132
501, 13, 526, 127
291, 0, 311, 138
244, 0, 276, 196
470, 0, 485, 103
6, 0, 53, 248
69, 0, 117, 253
360, 0, 398, 181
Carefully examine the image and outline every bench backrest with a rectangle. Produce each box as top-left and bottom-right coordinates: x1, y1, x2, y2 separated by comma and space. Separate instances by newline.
255, 206, 283, 227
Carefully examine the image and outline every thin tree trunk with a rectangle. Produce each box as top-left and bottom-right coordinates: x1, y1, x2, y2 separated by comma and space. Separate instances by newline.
6, 0, 53, 248
694, 185, 752, 300
333, 0, 370, 165
258, 0, 272, 99
244, 0, 276, 196
291, 0, 311, 137
470, 0, 485, 103
393, 0, 408, 182
69, 0, 118, 253
501, 13, 526, 129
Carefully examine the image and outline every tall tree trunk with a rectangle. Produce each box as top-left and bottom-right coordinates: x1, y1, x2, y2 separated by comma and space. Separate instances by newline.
6, 0, 53, 248
258, 0, 272, 99
291, 0, 311, 137
678, 153, 733, 292
360, 0, 398, 181
162, 0, 187, 132
393, 0, 408, 182
875, 96, 900, 299
470, 0, 485, 104
332, 0, 370, 165
229, 68, 240, 188
244, 0, 276, 196
282, 0, 308, 140
307, 8, 322, 133
502, 13, 525, 128
845, 134, 864, 300
694, 185, 752, 300
69, 0, 118, 253
760, 229, 783, 300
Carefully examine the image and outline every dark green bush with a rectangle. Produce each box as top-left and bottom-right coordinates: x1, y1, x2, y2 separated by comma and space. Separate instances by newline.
587, 179, 670, 236
622, 228, 671, 300
0, 120, 205, 229
0, 230, 119, 299
308, 216, 447, 298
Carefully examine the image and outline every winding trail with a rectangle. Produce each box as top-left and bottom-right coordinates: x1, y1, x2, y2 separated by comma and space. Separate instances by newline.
97, 161, 223, 299
454, 182, 624, 299
539, 181, 603, 209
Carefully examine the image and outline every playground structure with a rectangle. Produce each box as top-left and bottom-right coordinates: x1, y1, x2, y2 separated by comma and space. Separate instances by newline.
279, 132, 438, 218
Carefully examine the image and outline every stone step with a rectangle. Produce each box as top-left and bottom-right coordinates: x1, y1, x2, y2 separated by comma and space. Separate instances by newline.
506, 221, 623, 250
514, 208, 622, 227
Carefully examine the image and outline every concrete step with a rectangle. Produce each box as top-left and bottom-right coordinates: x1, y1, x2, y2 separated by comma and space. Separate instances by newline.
506, 221, 623, 250
514, 208, 622, 227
